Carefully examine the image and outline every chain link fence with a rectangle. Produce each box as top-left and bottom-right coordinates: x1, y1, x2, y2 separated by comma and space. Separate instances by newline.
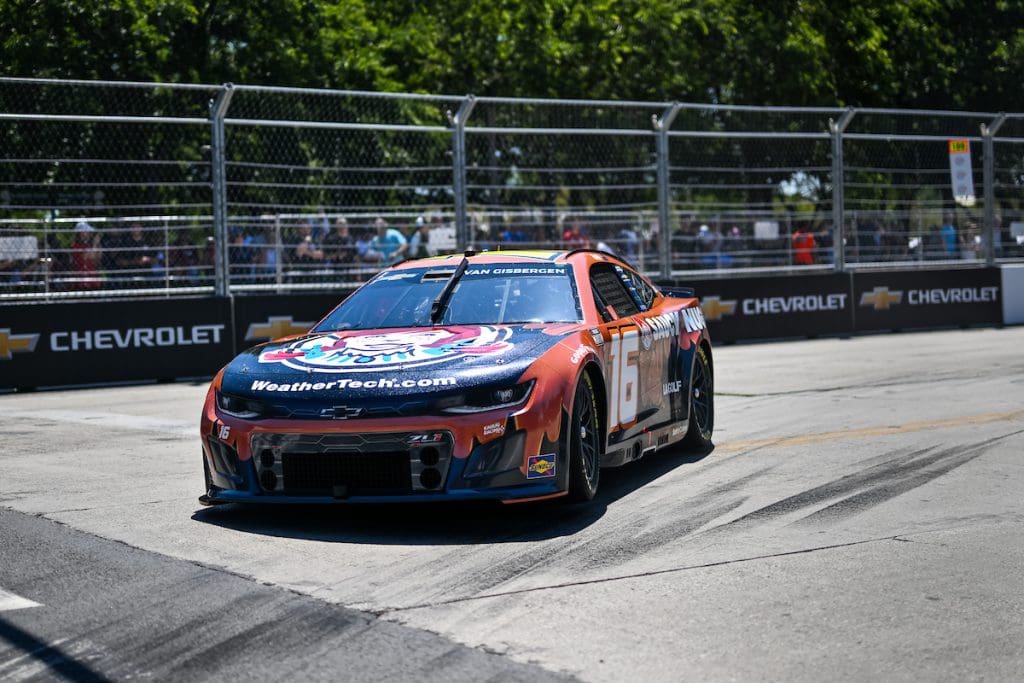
2, 77, 1023, 301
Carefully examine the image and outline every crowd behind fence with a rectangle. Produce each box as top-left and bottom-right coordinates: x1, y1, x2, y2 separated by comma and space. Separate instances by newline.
2, 77, 1023, 300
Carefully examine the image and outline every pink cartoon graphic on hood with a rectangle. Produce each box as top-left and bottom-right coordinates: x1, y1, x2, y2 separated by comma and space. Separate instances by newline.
259, 325, 514, 373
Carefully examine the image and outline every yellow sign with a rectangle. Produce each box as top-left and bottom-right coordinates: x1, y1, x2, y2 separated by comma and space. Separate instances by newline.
948, 139, 969, 154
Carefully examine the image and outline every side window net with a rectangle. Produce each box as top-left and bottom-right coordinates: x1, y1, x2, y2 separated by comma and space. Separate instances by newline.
591, 265, 640, 318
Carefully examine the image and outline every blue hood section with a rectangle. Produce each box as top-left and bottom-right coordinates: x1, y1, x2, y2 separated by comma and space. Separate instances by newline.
220, 325, 574, 415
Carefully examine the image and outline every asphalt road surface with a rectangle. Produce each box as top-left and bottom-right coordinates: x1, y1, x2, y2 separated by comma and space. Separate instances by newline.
2, 327, 1022, 681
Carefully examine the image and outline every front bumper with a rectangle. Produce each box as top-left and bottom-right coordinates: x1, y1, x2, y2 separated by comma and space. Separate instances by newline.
200, 391, 569, 505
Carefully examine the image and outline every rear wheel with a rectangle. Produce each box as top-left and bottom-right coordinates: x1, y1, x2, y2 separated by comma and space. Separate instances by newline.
681, 345, 714, 450
567, 373, 601, 502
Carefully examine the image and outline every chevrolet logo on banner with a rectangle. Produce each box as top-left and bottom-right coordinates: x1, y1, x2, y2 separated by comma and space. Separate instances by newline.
700, 296, 738, 322
860, 286, 904, 311
0, 328, 40, 360
245, 316, 314, 342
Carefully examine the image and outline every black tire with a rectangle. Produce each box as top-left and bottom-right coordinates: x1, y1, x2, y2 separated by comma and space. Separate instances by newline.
566, 372, 602, 502
681, 345, 714, 450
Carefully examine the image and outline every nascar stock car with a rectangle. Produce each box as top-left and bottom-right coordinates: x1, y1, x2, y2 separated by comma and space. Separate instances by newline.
200, 249, 713, 505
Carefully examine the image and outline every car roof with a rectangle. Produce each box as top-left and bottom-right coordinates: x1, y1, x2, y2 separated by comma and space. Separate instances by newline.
389, 248, 626, 270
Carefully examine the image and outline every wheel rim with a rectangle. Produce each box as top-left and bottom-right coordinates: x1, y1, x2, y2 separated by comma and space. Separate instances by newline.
691, 355, 713, 434
575, 382, 600, 485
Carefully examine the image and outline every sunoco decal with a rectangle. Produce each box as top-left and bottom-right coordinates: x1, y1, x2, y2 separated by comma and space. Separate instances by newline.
258, 325, 513, 373
527, 453, 557, 479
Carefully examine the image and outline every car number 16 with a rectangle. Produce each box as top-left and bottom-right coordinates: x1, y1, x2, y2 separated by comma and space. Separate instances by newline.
606, 329, 639, 429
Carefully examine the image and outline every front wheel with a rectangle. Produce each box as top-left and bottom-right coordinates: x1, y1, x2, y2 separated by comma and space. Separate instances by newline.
681, 345, 714, 450
566, 373, 601, 502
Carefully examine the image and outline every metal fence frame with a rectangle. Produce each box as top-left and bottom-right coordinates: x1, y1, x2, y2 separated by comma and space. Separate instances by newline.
2, 77, 1023, 302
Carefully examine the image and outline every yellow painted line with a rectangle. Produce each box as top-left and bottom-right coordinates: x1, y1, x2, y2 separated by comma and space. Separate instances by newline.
717, 409, 1024, 455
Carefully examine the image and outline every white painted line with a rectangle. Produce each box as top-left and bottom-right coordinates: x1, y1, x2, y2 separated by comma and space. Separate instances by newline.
0, 587, 41, 612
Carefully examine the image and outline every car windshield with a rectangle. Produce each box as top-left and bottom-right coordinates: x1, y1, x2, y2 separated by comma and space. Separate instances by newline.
315, 264, 581, 331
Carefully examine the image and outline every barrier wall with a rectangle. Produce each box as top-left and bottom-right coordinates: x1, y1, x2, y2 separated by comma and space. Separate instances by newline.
1002, 265, 1024, 325
0, 267, 1011, 390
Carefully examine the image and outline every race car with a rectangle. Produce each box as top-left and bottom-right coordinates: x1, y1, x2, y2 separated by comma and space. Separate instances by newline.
200, 249, 713, 505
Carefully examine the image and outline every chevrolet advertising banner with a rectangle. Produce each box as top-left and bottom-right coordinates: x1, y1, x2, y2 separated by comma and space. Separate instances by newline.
682, 273, 854, 343
0, 298, 233, 389
853, 268, 1002, 331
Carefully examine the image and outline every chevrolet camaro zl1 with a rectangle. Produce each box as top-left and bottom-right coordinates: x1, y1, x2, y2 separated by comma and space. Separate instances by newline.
200, 249, 713, 505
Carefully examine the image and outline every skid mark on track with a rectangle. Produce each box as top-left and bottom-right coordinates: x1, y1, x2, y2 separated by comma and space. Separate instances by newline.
704, 431, 1021, 535
418, 469, 770, 601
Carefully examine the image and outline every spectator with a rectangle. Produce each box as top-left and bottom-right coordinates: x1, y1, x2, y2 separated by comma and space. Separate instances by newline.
856, 218, 880, 261
70, 221, 101, 290
617, 225, 639, 262
562, 215, 590, 249
168, 230, 200, 284
370, 217, 408, 264
290, 222, 325, 266
961, 222, 980, 260
407, 216, 433, 259
248, 221, 279, 279
353, 223, 382, 264
923, 224, 944, 260
113, 223, 159, 278
940, 211, 958, 258
696, 223, 723, 268
323, 216, 356, 266
791, 224, 817, 265
881, 222, 907, 261
228, 226, 255, 279
311, 208, 330, 242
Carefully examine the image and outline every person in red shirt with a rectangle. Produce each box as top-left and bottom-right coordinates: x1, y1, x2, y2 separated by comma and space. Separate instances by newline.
562, 216, 591, 249
792, 225, 817, 265
70, 221, 102, 289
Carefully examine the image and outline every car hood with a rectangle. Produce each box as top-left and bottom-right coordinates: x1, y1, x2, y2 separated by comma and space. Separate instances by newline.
220, 324, 577, 411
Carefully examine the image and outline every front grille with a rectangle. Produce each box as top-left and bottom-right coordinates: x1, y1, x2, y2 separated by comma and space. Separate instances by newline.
281, 451, 411, 494
250, 431, 453, 496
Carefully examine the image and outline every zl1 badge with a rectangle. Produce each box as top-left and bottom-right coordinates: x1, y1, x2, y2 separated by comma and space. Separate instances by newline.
527, 453, 557, 479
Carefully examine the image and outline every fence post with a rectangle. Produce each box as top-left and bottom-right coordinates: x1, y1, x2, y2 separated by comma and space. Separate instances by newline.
981, 113, 1007, 265
448, 96, 476, 251
655, 103, 681, 281
829, 108, 855, 271
209, 83, 234, 296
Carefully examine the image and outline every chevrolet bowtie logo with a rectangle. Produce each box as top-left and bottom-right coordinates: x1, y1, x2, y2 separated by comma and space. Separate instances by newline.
700, 296, 738, 322
0, 328, 40, 361
245, 316, 314, 342
860, 286, 903, 311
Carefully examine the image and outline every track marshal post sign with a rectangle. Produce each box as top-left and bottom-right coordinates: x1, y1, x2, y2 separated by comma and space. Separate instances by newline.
949, 139, 976, 207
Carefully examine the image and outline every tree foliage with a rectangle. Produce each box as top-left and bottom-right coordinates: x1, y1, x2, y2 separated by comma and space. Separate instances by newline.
2, 0, 1022, 109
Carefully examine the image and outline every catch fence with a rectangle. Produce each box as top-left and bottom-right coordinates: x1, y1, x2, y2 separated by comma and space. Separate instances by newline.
2, 77, 1023, 301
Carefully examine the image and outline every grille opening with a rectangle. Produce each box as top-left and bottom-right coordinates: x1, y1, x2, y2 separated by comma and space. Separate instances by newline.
419, 447, 440, 467
419, 468, 442, 489
260, 469, 278, 490
282, 451, 412, 494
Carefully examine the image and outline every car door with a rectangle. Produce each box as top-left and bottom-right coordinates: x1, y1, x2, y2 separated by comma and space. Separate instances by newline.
588, 261, 671, 446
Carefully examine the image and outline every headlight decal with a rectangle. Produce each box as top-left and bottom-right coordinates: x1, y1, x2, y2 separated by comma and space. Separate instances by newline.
442, 379, 535, 414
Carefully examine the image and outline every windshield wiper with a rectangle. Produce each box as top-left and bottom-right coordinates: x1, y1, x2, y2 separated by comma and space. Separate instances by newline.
430, 256, 469, 324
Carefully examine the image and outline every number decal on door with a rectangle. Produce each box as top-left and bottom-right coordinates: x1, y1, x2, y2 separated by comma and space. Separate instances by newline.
607, 329, 639, 429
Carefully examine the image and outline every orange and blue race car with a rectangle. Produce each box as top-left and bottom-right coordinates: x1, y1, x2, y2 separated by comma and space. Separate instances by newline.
200, 249, 713, 505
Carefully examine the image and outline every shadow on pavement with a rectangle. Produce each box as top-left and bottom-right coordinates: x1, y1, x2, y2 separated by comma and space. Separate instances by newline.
190, 445, 715, 545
